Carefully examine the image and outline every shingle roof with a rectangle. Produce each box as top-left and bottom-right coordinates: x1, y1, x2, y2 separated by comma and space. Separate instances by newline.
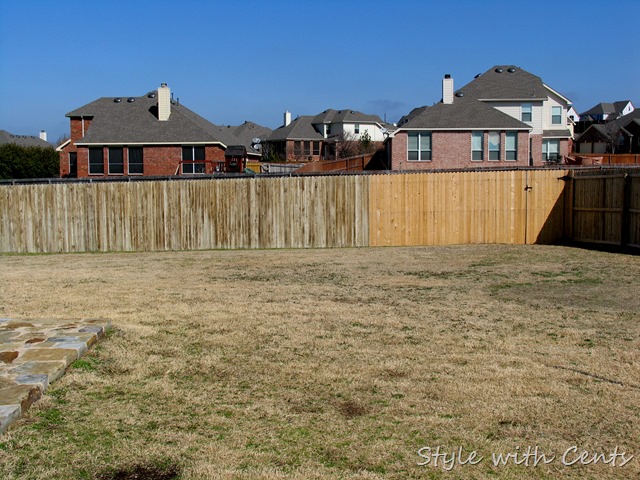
397, 95, 531, 130
311, 108, 383, 125
226, 121, 272, 155
543, 129, 572, 138
457, 65, 549, 101
67, 90, 270, 155
267, 116, 323, 141
579, 100, 632, 117
0, 130, 51, 148
579, 102, 617, 116
69, 93, 230, 145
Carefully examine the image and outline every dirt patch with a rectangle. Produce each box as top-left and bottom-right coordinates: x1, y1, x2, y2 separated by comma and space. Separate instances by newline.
96, 462, 180, 480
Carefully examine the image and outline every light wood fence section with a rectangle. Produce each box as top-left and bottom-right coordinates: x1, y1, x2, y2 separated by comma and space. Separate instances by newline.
368, 170, 568, 247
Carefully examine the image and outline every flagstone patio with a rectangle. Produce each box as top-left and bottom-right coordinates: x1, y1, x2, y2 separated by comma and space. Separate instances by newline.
0, 318, 111, 434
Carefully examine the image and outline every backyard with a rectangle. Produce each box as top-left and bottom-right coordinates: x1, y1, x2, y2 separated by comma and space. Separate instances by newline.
0, 244, 638, 479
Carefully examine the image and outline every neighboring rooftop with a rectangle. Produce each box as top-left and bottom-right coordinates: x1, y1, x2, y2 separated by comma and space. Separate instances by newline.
67, 88, 270, 155
398, 95, 531, 130
311, 108, 384, 125
457, 65, 551, 101
267, 116, 324, 141
0, 130, 51, 148
579, 100, 633, 118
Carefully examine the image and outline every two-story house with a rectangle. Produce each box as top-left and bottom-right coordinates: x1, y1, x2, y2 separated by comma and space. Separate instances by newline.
264, 109, 392, 162
458, 65, 573, 164
388, 65, 573, 170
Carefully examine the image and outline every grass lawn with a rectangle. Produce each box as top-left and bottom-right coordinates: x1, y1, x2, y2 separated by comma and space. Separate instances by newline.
0, 245, 638, 479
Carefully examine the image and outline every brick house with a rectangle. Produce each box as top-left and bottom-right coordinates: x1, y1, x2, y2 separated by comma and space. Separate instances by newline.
58, 84, 269, 177
389, 66, 573, 170
264, 109, 392, 162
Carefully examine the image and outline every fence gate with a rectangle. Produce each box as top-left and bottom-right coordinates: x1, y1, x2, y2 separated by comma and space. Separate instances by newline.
568, 171, 640, 248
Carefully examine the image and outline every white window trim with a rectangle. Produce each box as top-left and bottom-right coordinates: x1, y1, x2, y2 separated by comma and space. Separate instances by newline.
522, 103, 532, 123
88, 147, 104, 176
407, 132, 432, 162
505, 132, 518, 162
107, 146, 124, 176
127, 146, 144, 176
471, 131, 483, 162
488, 132, 500, 161
182, 146, 206, 175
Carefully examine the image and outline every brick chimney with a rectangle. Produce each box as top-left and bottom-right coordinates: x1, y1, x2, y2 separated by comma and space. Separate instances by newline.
158, 83, 171, 121
442, 74, 454, 104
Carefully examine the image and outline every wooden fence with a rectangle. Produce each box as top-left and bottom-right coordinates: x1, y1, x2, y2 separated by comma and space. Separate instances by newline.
569, 154, 640, 165
0, 176, 368, 252
0, 169, 573, 253
294, 154, 373, 174
566, 170, 640, 248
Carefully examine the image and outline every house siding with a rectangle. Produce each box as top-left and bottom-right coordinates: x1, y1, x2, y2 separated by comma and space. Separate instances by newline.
391, 130, 530, 170
60, 144, 226, 177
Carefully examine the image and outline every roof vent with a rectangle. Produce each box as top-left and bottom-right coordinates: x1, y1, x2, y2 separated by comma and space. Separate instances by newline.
495, 68, 504, 73
474, 73, 482, 78
127, 98, 136, 103
455, 92, 464, 97
148, 92, 156, 98
114, 98, 122, 103
507, 67, 516, 73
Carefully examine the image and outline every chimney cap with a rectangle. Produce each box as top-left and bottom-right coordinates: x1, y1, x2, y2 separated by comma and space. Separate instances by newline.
160, 83, 168, 87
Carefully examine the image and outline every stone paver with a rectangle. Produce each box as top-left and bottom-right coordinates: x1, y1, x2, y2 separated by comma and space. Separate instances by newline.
0, 318, 111, 434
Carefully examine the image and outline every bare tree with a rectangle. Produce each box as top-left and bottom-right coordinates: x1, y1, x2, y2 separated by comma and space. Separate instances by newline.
603, 121, 625, 153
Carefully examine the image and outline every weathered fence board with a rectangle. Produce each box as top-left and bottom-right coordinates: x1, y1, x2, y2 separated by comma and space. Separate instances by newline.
0, 176, 370, 253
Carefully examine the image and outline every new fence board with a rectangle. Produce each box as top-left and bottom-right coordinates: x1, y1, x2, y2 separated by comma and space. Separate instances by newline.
368, 170, 567, 247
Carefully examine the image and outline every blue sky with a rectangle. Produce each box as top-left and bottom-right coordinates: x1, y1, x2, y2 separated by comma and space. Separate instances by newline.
1, 0, 638, 143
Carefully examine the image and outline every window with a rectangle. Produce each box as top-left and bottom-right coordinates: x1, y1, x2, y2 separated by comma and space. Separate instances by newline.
303, 141, 311, 156
128, 147, 143, 175
108, 147, 124, 175
69, 152, 77, 177
408, 132, 431, 161
472, 132, 483, 161
505, 132, 518, 161
542, 139, 560, 162
522, 103, 532, 123
293, 141, 302, 156
312, 141, 320, 156
488, 132, 500, 161
182, 146, 205, 174
89, 147, 104, 175
325, 124, 332, 137
552, 106, 562, 125
354, 124, 360, 135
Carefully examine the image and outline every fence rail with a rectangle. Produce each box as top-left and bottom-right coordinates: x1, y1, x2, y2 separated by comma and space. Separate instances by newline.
1, 168, 637, 253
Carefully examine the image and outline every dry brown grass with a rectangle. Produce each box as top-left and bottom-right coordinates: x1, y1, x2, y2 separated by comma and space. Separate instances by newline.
0, 245, 638, 479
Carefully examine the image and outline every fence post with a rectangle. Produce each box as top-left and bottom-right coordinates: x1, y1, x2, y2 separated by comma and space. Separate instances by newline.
564, 170, 574, 242
621, 173, 631, 247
